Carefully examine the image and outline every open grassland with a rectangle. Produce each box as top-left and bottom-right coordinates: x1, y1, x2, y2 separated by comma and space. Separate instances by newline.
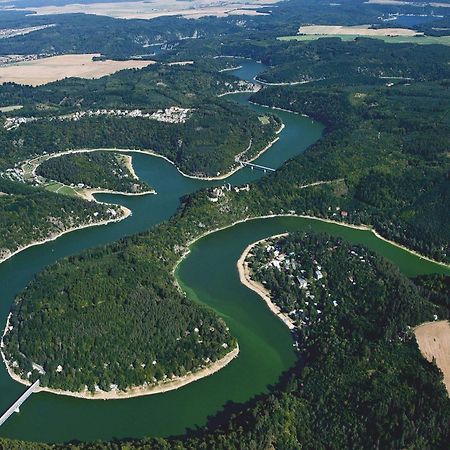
43, 181, 79, 197
0, 54, 155, 86
6, 0, 274, 20
415, 321, 450, 395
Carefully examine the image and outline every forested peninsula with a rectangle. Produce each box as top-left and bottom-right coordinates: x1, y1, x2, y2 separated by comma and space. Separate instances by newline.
0, 62, 278, 262
36, 151, 152, 195
2, 232, 449, 448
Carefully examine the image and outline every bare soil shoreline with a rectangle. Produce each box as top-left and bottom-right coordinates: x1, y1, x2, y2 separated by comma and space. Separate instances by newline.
2, 212, 447, 400
237, 235, 296, 330
0, 205, 131, 266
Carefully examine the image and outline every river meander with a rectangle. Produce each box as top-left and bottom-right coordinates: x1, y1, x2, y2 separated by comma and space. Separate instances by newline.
0, 61, 447, 443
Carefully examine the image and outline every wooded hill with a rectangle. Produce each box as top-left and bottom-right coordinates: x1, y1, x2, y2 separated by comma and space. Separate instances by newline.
0, 64, 280, 177
0, 177, 120, 261
2, 233, 449, 448
36, 152, 151, 194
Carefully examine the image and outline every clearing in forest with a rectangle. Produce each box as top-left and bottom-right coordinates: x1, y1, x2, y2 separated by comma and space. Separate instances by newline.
415, 320, 450, 395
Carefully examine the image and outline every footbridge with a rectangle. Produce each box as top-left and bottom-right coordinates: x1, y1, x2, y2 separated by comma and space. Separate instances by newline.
240, 161, 275, 172
0, 379, 40, 427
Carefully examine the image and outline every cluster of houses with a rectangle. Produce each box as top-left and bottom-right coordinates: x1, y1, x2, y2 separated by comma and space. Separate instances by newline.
2, 166, 24, 182
254, 240, 333, 330
208, 183, 250, 202
221, 79, 261, 95
4, 116, 37, 131
56, 106, 193, 124
0, 25, 54, 41
3, 106, 193, 131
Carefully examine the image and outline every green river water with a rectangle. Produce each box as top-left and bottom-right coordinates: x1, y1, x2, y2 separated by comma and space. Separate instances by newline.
0, 61, 447, 443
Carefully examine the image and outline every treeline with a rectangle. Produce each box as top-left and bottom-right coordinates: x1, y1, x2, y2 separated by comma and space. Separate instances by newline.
0, 64, 250, 114
0, 0, 396, 60
36, 152, 151, 193
161, 32, 450, 85
0, 102, 278, 177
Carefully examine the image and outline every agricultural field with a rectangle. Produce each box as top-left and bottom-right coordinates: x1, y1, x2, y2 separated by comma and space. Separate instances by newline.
0, 54, 155, 86
3, 0, 275, 20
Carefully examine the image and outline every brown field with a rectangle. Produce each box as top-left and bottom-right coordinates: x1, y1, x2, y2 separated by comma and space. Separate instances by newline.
299, 24, 423, 37
6, 0, 275, 20
415, 320, 450, 395
0, 54, 154, 86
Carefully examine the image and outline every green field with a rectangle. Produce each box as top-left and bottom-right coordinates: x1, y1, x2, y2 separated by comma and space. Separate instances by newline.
278, 34, 450, 46
43, 181, 79, 197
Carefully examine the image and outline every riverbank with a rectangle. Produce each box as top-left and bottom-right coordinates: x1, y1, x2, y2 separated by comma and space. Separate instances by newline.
79, 187, 155, 202
21, 125, 282, 184
176, 213, 450, 283
122, 154, 138, 180
0, 205, 131, 266
128, 133, 282, 181
237, 235, 296, 330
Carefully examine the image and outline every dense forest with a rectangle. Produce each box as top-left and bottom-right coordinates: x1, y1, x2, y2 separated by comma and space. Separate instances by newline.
0, 64, 279, 177
245, 77, 450, 263
0, 177, 121, 262
0, 64, 252, 113
2, 234, 449, 448
1, 0, 450, 448
3, 231, 236, 392
36, 152, 151, 193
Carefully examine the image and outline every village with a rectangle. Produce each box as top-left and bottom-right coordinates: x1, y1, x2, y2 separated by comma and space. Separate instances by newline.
247, 235, 375, 336
3, 106, 193, 131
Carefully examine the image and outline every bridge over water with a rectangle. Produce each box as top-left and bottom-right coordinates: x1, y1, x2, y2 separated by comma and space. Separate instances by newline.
240, 161, 275, 172
0, 379, 40, 427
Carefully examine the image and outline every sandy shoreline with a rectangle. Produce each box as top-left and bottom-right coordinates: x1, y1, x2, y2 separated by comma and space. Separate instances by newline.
22, 122, 283, 184
80, 188, 155, 202
0, 149, 158, 265
122, 154, 139, 180
174, 213, 449, 285
237, 235, 296, 330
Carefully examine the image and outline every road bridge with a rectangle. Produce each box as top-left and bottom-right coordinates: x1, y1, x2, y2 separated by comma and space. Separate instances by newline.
240, 161, 275, 172
0, 379, 40, 427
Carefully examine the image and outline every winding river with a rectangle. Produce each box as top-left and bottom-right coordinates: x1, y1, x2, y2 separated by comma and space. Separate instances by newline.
0, 61, 447, 443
